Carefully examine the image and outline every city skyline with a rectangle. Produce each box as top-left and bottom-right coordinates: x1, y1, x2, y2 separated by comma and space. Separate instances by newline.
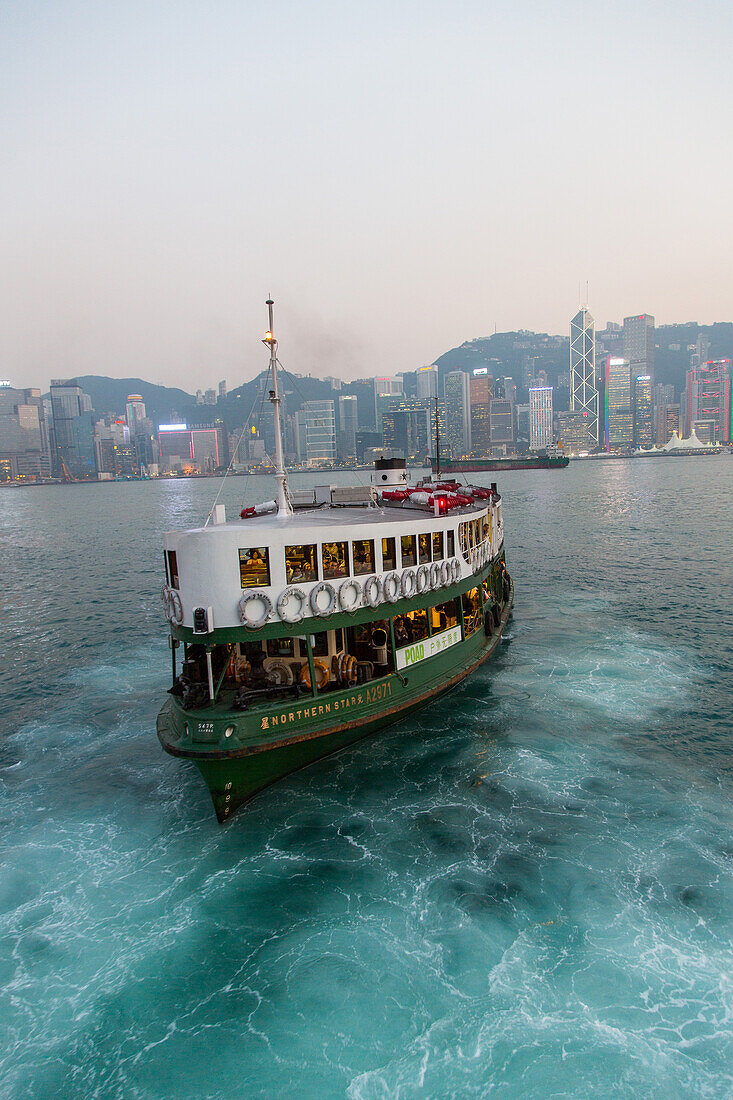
3, 3, 733, 393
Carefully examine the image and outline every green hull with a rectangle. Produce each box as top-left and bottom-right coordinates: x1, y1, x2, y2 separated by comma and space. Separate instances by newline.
158, 565, 512, 822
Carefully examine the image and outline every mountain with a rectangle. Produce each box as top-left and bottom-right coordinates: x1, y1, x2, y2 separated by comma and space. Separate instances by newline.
63, 376, 196, 425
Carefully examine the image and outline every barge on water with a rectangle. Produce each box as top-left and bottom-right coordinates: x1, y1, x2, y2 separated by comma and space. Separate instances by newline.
157, 303, 514, 821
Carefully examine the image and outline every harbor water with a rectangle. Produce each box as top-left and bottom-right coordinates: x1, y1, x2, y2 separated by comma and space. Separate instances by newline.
2, 458, 732, 1098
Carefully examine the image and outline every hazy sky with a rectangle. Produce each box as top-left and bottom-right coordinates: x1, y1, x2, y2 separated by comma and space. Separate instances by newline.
3, 1, 732, 393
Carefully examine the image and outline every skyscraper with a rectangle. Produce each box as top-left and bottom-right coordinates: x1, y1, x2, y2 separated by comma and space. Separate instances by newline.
632, 375, 653, 446
0, 383, 52, 479
373, 377, 403, 431
468, 370, 492, 455
489, 398, 514, 448
685, 360, 732, 442
623, 314, 655, 382
49, 380, 96, 477
296, 400, 336, 464
125, 395, 146, 436
570, 307, 599, 448
416, 365, 438, 401
604, 357, 633, 450
443, 371, 470, 458
337, 395, 358, 463
529, 387, 553, 450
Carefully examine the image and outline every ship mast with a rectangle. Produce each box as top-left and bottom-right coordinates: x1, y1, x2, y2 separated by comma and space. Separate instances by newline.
434, 393, 441, 481
264, 298, 292, 516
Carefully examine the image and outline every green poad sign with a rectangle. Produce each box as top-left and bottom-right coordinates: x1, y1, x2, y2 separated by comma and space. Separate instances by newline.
396, 624, 462, 671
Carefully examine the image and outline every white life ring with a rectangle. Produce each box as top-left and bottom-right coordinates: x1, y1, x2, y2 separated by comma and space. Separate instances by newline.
363, 575, 383, 608
310, 580, 336, 618
430, 561, 442, 590
238, 590, 272, 628
440, 560, 451, 586
383, 571, 401, 604
264, 658, 294, 686
451, 558, 461, 584
168, 589, 183, 624
338, 577, 362, 612
416, 564, 431, 594
401, 568, 417, 599
277, 586, 307, 624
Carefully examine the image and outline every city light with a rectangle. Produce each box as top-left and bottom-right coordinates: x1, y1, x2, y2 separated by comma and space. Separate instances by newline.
159, 424, 187, 432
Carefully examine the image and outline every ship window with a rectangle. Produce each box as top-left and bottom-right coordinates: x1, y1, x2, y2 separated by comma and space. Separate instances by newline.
400, 534, 416, 568
394, 608, 429, 648
352, 539, 375, 576
446, 530, 455, 557
459, 522, 468, 555
334, 628, 343, 651
430, 597, 459, 633
322, 541, 349, 580
481, 516, 489, 542
432, 531, 444, 560
239, 547, 270, 588
382, 537, 396, 571
462, 588, 481, 636
311, 631, 329, 656
285, 544, 318, 583
267, 638, 294, 657
418, 533, 431, 564
166, 550, 179, 590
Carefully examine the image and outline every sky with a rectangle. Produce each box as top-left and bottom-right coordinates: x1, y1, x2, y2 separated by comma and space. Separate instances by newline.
2, 0, 733, 394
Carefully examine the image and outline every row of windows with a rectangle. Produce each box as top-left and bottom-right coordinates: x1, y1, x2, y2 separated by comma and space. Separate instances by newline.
458, 517, 490, 557
239, 530, 458, 589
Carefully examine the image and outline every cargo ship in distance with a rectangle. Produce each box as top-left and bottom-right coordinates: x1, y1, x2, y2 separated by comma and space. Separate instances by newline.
433, 454, 569, 474
157, 301, 514, 822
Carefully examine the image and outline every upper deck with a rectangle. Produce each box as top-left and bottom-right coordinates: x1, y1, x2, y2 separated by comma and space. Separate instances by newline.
162, 492, 503, 635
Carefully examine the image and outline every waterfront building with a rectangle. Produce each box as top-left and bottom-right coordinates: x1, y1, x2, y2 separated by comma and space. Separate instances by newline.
557, 410, 592, 455
632, 374, 654, 447
489, 398, 514, 448
624, 314, 655, 383
604, 357, 633, 450
337, 395, 358, 463
685, 360, 732, 443
416, 365, 438, 401
49, 380, 96, 478
0, 383, 52, 480
469, 370, 492, 455
529, 387, 553, 451
570, 308, 599, 449
382, 400, 432, 461
125, 395, 146, 441
295, 400, 336, 465
158, 424, 224, 474
444, 371, 471, 458
374, 377, 403, 431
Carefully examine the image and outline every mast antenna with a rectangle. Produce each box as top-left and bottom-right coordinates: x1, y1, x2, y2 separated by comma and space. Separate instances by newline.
263, 298, 292, 516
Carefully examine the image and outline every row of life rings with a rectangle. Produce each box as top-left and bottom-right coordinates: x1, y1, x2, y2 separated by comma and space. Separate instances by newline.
238, 557, 466, 629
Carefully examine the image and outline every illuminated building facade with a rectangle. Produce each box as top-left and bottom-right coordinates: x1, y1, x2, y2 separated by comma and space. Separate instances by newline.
469, 370, 492, 455
529, 387, 553, 450
0, 383, 52, 479
158, 424, 223, 473
685, 360, 732, 443
489, 398, 513, 447
632, 374, 653, 446
557, 410, 591, 455
444, 372, 470, 458
570, 308, 599, 448
604, 357, 632, 450
416, 366, 438, 401
295, 401, 336, 464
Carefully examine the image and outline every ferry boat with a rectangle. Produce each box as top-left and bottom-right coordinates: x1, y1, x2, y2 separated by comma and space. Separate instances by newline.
157, 302, 514, 821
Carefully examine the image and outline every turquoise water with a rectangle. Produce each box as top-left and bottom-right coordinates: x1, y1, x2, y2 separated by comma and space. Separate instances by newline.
2, 460, 732, 1098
